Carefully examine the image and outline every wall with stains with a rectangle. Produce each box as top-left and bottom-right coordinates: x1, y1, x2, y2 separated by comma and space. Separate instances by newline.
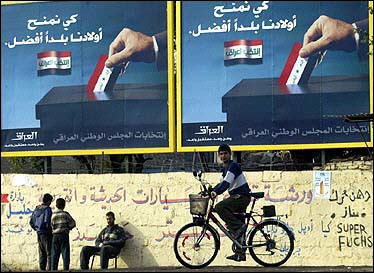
1, 168, 372, 270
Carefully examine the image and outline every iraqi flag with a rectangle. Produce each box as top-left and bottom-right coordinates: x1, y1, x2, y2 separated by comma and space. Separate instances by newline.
278, 42, 320, 85
86, 54, 126, 92
37, 51, 71, 76
224, 40, 263, 66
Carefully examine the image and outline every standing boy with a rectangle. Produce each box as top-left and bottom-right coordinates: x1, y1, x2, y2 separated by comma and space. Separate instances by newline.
29, 193, 53, 271
51, 198, 76, 270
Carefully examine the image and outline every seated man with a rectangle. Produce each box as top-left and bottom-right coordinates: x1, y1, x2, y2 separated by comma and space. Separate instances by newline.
80, 211, 132, 269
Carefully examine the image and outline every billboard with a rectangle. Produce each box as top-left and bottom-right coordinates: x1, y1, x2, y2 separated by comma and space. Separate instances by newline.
177, 1, 373, 152
1, 1, 175, 156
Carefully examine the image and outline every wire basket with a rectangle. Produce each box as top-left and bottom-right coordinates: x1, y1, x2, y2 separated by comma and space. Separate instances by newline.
189, 194, 209, 216
262, 205, 276, 217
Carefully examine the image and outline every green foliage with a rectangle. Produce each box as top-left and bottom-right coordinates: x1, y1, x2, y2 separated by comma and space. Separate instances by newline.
355, 7, 373, 55
8, 157, 44, 173
363, 6, 373, 55
8, 158, 27, 173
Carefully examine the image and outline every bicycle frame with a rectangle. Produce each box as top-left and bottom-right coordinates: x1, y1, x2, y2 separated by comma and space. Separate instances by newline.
196, 195, 294, 251
195, 196, 253, 250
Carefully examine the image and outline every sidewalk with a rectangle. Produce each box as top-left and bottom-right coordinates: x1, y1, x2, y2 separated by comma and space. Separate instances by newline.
66, 266, 373, 272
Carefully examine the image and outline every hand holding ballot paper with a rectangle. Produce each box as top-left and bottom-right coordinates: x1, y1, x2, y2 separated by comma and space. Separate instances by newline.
279, 15, 368, 85
299, 15, 368, 58
87, 28, 168, 92
105, 27, 167, 70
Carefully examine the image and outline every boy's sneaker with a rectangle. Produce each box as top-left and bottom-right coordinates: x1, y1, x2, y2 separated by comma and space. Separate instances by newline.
226, 253, 246, 262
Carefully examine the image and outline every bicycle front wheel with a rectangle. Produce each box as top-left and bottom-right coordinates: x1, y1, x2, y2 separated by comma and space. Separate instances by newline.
248, 219, 294, 267
173, 222, 220, 269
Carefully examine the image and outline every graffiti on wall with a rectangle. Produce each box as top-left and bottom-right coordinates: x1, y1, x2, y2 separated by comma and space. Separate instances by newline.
1, 176, 372, 264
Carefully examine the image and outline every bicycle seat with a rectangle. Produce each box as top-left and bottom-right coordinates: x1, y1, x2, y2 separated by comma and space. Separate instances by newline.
249, 192, 265, 199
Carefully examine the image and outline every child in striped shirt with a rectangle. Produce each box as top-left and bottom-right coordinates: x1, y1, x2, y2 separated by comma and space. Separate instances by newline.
51, 198, 76, 270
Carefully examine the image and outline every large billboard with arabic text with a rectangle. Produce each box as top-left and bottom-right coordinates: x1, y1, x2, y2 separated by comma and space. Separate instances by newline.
1, 1, 175, 156
177, 1, 373, 152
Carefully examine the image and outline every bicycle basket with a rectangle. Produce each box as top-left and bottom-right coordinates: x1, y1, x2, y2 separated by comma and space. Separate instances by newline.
262, 205, 276, 217
189, 194, 209, 216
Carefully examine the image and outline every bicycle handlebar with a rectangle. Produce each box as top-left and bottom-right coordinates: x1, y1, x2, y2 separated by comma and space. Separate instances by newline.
193, 170, 214, 199
200, 185, 213, 198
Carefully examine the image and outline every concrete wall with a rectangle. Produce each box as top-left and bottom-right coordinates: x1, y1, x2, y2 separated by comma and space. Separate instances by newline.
1, 165, 372, 270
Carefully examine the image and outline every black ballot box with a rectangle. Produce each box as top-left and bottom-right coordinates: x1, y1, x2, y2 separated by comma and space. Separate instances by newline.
36, 83, 168, 132
222, 75, 369, 126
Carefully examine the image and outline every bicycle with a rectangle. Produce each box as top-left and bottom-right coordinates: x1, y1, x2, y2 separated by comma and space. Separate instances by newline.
173, 170, 295, 268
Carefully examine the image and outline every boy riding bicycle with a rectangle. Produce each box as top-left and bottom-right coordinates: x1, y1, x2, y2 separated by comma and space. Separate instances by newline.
210, 144, 252, 262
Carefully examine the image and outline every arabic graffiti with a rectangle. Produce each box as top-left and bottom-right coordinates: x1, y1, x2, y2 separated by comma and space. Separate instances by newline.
72, 224, 97, 242
6, 203, 33, 219
1, 172, 372, 267
329, 189, 371, 205
326, 187, 372, 251
4, 223, 34, 235
263, 184, 313, 204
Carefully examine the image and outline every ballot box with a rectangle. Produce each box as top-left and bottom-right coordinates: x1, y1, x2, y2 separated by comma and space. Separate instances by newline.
221, 75, 369, 144
36, 83, 168, 132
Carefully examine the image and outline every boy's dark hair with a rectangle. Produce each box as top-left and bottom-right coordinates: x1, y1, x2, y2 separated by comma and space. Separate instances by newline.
56, 198, 66, 210
218, 144, 231, 154
42, 193, 53, 204
106, 211, 115, 219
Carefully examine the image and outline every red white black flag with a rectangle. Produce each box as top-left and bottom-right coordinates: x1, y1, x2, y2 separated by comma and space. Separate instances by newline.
86, 54, 127, 93
278, 42, 320, 85
224, 40, 263, 66
37, 51, 71, 76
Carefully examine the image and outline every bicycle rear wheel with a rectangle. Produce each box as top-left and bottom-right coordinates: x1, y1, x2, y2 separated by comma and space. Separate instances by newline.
173, 222, 220, 269
247, 219, 294, 267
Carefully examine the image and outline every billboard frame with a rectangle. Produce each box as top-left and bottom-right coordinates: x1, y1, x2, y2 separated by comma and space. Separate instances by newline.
175, 1, 373, 153
1, 1, 176, 157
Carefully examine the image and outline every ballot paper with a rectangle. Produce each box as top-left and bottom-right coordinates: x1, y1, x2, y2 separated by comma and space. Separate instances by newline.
278, 42, 321, 85
86, 54, 127, 92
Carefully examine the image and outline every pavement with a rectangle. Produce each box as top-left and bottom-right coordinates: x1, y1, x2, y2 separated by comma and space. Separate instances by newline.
108, 266, 370, 272
17, 266, 371, 272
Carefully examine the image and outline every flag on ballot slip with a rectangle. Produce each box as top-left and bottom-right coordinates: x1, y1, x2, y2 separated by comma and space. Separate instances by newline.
86, 54, 126, 92
278, 42, 321, 85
